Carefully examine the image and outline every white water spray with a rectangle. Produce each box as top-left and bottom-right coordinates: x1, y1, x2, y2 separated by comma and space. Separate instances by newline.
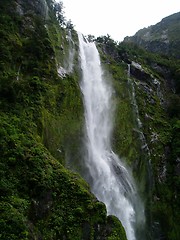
65, 30, 75, 73
78, 33, 144, 240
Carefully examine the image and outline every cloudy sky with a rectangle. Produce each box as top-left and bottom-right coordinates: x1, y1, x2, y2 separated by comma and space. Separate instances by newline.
60, 0, 180, 42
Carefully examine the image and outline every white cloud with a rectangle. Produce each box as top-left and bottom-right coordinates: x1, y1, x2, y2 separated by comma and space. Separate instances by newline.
60, 0, 180, 41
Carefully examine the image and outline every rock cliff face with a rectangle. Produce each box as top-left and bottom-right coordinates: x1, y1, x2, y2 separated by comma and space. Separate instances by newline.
0, 1, 180, 240
15, 0, 48, 18
124, 12, 180, 59
0, 1, 127, 239
96, 32, 180, 239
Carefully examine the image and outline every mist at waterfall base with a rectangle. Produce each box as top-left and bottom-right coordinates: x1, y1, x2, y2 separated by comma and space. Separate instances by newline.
77, 32, 145, 240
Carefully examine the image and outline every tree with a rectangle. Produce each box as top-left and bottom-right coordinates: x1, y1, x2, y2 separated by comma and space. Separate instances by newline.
66, 20, 74, 30
53, 1, 66, 26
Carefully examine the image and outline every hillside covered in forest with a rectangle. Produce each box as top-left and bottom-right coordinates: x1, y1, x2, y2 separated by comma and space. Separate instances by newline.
124, 12, 180, 59
0, 0, 180, 240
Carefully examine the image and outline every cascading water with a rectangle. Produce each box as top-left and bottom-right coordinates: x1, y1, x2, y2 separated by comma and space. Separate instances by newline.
57, 30, 75, 77
65, 30, 75, 73
127, 64, 153, 239
78, 33, 145, 240
127, 64, 150, 154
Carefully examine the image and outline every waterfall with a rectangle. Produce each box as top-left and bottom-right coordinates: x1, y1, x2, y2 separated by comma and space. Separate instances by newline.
78, 33, 144, 240
128, 64, 153, 239
127, 64, 150, 155
57, 30, 75, 77
65, 30, 75, 73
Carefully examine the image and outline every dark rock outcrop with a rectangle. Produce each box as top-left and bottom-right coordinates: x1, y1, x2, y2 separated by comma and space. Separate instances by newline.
124, 12, 180, 59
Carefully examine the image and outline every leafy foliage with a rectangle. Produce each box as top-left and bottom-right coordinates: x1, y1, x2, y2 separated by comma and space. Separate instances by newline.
96, 34, 180, 239
124, 12, 180, 59
0, 1, 127, 240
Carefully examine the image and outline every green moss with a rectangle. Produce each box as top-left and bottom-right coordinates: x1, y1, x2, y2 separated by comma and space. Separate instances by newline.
107, 216, 127, 240
97, 36, 180, 239
0, 1, 128, 239
0, 112, 127, 240
1, 0, 179, 238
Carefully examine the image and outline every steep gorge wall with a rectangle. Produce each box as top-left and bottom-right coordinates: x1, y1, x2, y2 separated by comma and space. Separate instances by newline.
0, 1, 127, 239
0, 1, 179, 239
96, 37, 180, 239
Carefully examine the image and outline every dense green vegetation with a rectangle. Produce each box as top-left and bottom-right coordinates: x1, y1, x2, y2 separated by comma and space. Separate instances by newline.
96, 35, 180, 239
124, 12, 180, 59
0, 0, 179, 239
0, 0, 128, 239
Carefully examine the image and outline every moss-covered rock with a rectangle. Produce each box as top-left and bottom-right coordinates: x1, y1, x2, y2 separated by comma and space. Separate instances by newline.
96, 35, 180, 239
0, 0, 128, 239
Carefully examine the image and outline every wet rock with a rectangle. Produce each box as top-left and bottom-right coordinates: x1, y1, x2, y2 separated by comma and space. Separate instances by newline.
15, 0, 49, 19
130, 61, 152, 83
